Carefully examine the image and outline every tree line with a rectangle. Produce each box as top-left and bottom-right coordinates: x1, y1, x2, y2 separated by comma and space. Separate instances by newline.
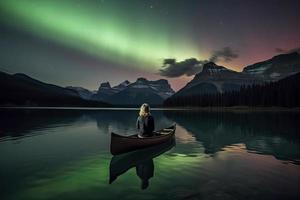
164, 72, 300, 107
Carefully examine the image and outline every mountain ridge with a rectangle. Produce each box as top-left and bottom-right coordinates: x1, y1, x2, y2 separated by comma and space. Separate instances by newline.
242, 52, 300, 80
2, 52, 299, 107
164, 72, 300, 107
88, 77, 174, 105
0, 71, 109, 107
171, 52, 300, 98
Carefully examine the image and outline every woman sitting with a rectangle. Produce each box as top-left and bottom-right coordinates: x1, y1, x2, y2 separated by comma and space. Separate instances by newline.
136, 103, 155, 138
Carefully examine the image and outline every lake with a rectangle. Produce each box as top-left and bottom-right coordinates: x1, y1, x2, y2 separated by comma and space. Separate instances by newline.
0, 108, 300, 200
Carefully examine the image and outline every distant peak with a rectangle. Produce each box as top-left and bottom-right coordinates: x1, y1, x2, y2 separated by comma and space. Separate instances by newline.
99, 82, 111, 88
202, 62, 226, 71
272, 52, 300, 61
114, 80, 131, 89
13, 73, 26, 76
13, 73, 31, 78
136, 77, 148, 82
120, 80, 130, 85
203, 62, 220, 68
154, 79, 169, 84
205, 61, 217, 66
12, 73, 42, 83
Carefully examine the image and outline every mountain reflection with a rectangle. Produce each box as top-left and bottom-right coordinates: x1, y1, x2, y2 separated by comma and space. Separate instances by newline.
0, 109, 82, 139
164, 110, 300, 164
0, 109, 173, 139
1, 108, 299, 164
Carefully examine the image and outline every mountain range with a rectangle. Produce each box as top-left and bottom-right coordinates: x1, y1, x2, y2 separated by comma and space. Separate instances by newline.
1, 51, 299, 107
171, 52, 300, 98
164, 71, 300, 107
0, 72, 109, 107
68, 78, 175, 106
243, 52, 300, 80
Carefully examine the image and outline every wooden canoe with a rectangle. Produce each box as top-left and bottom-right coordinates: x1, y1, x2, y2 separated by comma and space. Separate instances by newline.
110, 124, 176, 155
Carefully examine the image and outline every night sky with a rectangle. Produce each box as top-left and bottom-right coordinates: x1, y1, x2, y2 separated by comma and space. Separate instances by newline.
0, 0, 300, 91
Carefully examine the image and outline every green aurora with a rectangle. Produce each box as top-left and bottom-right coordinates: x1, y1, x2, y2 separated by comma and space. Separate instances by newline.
0, 0, 201, 72
11, 149, 206, 200
1, 0, 300, 90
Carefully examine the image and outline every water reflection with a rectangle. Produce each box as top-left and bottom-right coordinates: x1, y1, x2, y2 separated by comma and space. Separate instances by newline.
0, 108, 300, 199
164, 110, 300, 164
1, 109, 300, 164
109, 138, 175, 189
0, 109, 173, 139
0, 109, 82, 139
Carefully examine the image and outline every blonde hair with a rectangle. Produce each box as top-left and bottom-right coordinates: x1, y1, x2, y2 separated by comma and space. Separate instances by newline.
139, 103, 150, 117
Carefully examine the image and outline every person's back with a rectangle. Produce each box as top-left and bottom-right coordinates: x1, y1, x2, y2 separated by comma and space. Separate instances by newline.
136, 103, 155, 137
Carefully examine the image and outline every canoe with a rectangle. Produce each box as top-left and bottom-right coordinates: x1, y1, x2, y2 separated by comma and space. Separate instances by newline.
110, 124, 176, 155
109, 137, 175, 184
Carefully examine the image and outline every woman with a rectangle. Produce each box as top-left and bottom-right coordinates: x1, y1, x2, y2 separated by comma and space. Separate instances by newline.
136, 103, 155, 138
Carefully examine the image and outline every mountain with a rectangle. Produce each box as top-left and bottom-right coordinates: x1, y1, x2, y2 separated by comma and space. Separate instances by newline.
66, 86, 96, 100
90, 78, 174, 105
0, 71, 109, 107
173, 62, 259, 97
91, 80, 131, 101
113, 80, 131, 92
164, 72, 300, 107
170, 52, 300, 99
91, 82, 117, 101
243, 52, 300, 80
46, 78, 175, 106
106, 78, 174, 105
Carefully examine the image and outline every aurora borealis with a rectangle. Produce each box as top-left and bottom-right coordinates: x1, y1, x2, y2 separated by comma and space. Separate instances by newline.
1, 0, 300, 91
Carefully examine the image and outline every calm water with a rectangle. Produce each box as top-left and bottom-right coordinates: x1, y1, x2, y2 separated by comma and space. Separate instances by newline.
0, 108, 300, 200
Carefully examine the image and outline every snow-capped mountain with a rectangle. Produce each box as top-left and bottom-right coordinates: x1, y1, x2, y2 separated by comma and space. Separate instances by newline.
173, 62, 259, 97
106, 78, 175, 105
243, 52, 300, 80
66, 86, 96, 100
90, 78, 174, 105
168, 52, 300, 99
113, 80, 131, 92
91, 82, 118, 101
91, 81, 131, 101
130, 78, 175, 99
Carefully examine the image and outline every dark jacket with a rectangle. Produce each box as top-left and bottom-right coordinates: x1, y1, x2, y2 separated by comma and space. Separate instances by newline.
136, 115, 155, 137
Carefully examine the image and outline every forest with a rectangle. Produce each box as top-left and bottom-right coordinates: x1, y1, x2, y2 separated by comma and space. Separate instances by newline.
164, 72, 300, 108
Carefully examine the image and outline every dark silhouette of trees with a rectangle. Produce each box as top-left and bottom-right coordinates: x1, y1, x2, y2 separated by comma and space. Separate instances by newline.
164, 72, 300, 108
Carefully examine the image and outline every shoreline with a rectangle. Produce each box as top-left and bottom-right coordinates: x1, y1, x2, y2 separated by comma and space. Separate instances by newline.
163, 106, 300, 112
0, 106, 188, 111
0, 106, 299, 112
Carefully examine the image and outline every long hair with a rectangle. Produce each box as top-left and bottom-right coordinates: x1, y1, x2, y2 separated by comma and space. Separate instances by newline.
139, 103, 150, 117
